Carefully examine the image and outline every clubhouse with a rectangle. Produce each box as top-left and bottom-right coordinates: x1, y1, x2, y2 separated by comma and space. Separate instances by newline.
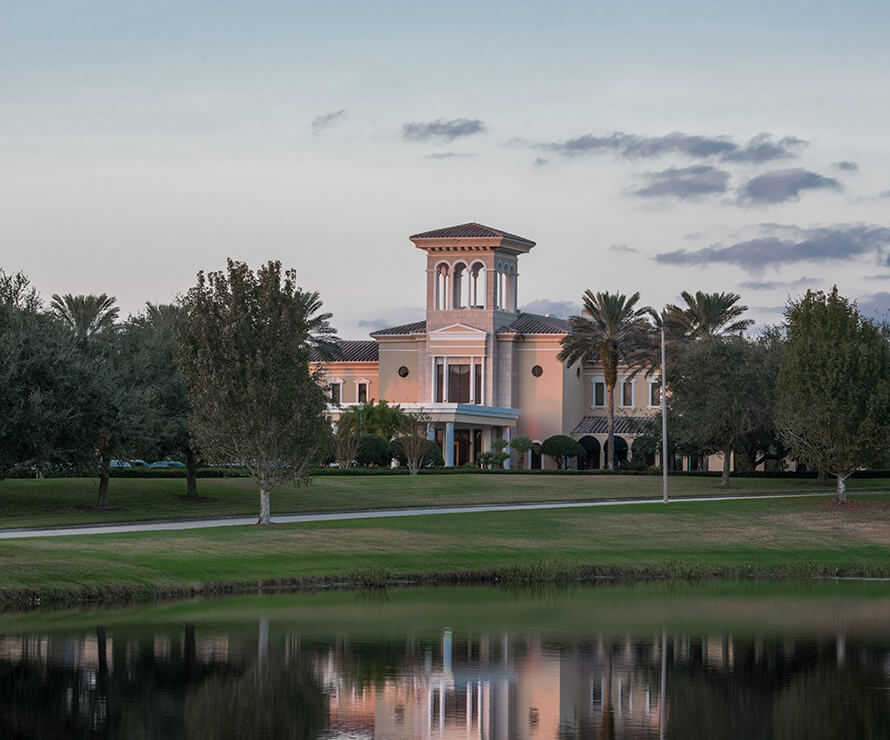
317, 222, 664, 469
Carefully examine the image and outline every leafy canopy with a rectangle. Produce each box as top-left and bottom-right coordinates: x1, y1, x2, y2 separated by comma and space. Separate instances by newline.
775, 287, 890, 499
176, 260, 335, 521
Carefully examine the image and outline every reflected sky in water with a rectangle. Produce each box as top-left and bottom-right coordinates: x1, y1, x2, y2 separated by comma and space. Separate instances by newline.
1, 582, 889, 739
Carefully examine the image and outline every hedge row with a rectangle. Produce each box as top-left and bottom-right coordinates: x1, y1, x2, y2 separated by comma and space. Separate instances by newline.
98, 466, 890, 479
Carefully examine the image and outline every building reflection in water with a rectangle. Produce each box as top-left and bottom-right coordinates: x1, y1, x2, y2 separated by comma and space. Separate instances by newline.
320, 629, 670, 739
1, 621, 889, 739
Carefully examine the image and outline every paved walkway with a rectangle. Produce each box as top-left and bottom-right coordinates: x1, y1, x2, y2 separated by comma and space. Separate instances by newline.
0, 489, 877, 539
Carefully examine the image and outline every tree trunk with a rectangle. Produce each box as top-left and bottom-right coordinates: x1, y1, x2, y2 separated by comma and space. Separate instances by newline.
185, 446, 199, 498
836, 474, 848, 503
606, 383, 616, 471
97, 457, 110, 507
258, 478, 272, 524
720, 447, 732, 489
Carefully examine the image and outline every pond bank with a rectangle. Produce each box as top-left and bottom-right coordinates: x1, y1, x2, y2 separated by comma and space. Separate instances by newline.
5, 562, 890, 611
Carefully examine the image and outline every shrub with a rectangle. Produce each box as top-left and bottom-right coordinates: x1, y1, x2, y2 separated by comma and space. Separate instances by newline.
388, 437, 444, 469
355, 434, 391, 467
540, 435, 585, 470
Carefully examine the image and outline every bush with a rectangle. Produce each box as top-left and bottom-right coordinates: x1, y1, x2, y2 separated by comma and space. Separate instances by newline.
540, 435, 585, 470
355, 434, 391, 467
388, 437, 445, 468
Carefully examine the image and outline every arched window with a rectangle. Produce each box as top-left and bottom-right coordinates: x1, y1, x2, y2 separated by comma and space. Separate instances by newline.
452, 262, 467, 309
498, 264, 507, 309
603, 436, 629, 464
469, 261, 486, 309
435, 263, 450, 310
577, 435, 600, 470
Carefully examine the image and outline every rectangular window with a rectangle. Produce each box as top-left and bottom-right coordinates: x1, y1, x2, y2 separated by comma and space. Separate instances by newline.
622, 380, 633, 407
593, 381, 605, 408
357, 382, 368, 403
448, 364, 471, 403
474, 362, 483, 405
435, 363, 444, 402
330, 383, 341, 405
649, 381, 661, 407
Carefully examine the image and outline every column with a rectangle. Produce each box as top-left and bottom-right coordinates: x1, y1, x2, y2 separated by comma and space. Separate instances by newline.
503, 427, 512, 470
443, 357, 449, 402
426, 423, 435, 441
445, 422, 455, 467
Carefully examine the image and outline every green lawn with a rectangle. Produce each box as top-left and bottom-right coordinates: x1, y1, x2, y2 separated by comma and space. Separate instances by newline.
1, 473, 887, 529
1, 493, 889, 604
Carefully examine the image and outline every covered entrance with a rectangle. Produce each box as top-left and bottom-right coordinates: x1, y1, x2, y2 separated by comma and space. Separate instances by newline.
413, 402, 520, 468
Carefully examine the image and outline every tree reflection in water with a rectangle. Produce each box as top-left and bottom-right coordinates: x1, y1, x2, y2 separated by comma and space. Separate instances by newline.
0, 616, 889, 738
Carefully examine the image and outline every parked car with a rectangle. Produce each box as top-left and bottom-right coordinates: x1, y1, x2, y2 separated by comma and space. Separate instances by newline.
129, 459, 150, 467
109, 460, 131, 468
149, 460, 186, 468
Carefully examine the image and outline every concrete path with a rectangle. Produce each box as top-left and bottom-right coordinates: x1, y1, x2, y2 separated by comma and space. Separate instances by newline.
0, 489, 878, 540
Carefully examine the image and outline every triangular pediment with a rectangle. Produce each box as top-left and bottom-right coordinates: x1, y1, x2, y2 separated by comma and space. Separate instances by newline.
429, 323, 487, 336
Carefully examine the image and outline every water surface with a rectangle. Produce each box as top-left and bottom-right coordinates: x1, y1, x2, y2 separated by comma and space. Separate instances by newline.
1, 581, 889, 739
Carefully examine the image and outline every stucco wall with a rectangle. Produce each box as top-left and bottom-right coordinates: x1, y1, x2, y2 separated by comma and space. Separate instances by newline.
514, 339, 565, 443
320, 362, 379, 404
376, 338, 420, 403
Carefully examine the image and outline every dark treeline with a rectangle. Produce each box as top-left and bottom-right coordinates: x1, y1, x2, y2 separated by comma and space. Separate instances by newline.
0, 270, 195, 505
2, 267, 889, 507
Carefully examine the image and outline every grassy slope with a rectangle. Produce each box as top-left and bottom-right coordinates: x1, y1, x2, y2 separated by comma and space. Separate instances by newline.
1, 493, 889, 601
1, 473, 888, 528
3, 580, 890, 638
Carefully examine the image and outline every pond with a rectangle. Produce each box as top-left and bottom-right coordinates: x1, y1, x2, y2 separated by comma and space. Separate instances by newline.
1, 580, 889, 739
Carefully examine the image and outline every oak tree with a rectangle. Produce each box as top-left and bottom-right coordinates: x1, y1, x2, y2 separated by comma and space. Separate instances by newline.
176, 260, 335, 524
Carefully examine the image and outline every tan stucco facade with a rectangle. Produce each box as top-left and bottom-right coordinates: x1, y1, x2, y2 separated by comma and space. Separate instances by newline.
316, 223, 660, 469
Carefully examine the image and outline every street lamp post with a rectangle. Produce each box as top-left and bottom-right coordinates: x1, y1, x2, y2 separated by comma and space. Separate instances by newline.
661, 325, 668, 504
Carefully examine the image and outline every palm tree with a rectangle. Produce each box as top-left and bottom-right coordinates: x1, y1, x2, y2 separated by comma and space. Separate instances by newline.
558, 291, 653, 470
49, 293, 119, 339
663, 290, 753, 340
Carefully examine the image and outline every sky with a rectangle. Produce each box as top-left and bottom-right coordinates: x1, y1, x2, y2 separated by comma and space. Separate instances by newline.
2, 0, 889, 338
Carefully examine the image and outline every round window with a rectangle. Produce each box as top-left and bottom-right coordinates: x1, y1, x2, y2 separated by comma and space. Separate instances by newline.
398, 366, 409, 378
531, 364, 543, 378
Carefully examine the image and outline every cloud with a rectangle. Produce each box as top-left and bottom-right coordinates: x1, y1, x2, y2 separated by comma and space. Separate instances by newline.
633, 165, 730, 199
538, 131, 804, 162
533, 157, 549, 167
739, 276, 817, 290
722, 134, 807, 163
833, 160, 859, 172
311, 108, 346, 134
401, 118, 486, 142
520, 299, 578, 318
426, 152, 475, 160
609, 244, 637, 253
655, 223, 890, 272
356, 318, 390, 328
865, 273, 890, 281
741, 168, 842, 204
877, 190, 890, 199
858, 292, 890, 319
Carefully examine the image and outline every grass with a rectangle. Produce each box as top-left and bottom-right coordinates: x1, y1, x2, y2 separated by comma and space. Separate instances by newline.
1, 492, 889, 605
3, 579, 890, 639
1, 472, 887, 529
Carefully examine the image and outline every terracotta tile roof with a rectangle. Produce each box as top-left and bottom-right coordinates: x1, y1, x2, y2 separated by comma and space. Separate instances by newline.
497, 312, 569, 335
369, 320, 427, 337
572, 416, 652, 435
410, 222, 535, 245
313, 340, 379, 363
